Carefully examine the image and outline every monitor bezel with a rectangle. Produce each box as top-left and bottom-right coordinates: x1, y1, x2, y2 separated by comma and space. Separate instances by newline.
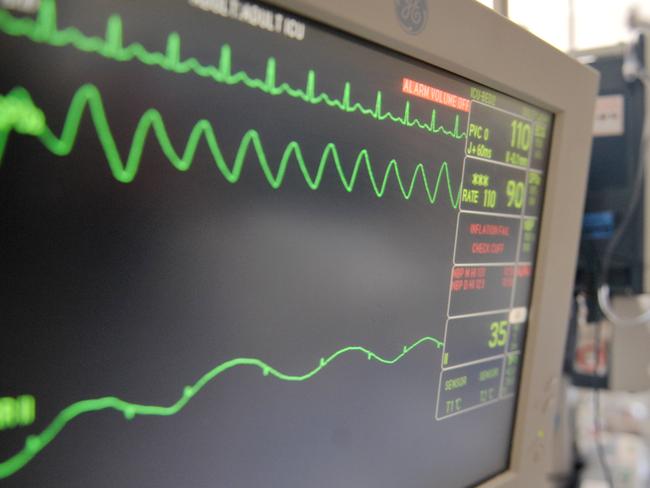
261, 0, 598, 486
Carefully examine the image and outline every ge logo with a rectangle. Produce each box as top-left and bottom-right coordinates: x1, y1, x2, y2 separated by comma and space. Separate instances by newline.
395, 0, 428, 35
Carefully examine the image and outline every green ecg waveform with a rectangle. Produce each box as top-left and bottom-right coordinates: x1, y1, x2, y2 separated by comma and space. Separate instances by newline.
0, 336, 443, 479
0, 0, 466, 140
0, 84, 462, 207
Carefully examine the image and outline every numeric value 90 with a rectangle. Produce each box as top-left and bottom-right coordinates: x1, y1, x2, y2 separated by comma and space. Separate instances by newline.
506, 180, 525, 209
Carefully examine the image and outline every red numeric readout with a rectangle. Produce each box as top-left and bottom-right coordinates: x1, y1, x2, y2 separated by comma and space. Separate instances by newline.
451, 266, 487, 292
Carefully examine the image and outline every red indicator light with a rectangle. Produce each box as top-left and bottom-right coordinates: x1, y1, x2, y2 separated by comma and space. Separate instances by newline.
401, 78, 471, 112
517, 264, 532, 277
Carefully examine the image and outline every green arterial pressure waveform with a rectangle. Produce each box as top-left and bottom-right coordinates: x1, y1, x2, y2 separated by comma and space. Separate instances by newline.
0, 0, 466, 140
0, 84, 462, 207
0, 336, 443, 479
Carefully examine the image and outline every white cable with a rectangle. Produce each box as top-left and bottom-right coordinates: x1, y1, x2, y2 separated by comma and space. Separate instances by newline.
597, 284, 650, 327
597, 50, 650, 327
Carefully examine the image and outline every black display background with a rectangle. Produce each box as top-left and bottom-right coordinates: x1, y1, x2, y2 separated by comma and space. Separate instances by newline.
0, 1, 549, 487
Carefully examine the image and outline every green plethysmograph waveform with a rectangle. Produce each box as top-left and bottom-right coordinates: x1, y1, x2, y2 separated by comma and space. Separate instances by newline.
0, 83, 462, 207
0, 335, 444, 479
0, 0, 467, 140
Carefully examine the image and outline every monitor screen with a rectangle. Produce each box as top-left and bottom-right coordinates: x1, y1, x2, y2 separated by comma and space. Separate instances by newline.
0, 1, 553, 486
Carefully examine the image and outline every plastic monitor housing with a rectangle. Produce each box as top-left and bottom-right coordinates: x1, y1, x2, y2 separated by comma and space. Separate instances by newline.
264, 0, 598, 486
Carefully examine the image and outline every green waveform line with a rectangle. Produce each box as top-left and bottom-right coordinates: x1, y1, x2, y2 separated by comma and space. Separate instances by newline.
0, 89, 45, 134
0, 0, 466, 140
0, 335, 443, 479
0, 84, 462, 207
